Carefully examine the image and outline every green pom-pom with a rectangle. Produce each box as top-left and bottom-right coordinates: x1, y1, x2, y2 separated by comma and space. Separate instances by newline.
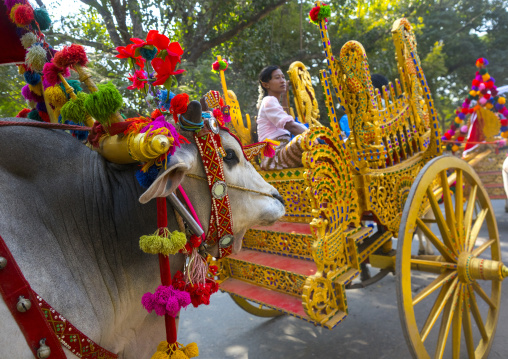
59, 80, 83, 99
34, 7, 52, 31
140, 47, 158, 61
318, 5, 331, 20
479, 68, 487, 75
83, 82, 123, 126
27, 109, 42, 121
139, 229, 187, 255
60, 92, 88, 124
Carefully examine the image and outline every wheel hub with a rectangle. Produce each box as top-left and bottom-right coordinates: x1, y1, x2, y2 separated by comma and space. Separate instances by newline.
457, 251, 508, 283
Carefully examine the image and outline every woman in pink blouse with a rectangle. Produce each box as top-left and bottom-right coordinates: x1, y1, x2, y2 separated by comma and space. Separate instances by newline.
256, 65, 308, 170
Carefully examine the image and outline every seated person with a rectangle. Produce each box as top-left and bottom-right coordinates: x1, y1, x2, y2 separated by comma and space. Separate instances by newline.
256, 65, 308, 170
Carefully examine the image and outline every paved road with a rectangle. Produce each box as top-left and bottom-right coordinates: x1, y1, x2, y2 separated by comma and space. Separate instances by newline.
179, 200, 508, 359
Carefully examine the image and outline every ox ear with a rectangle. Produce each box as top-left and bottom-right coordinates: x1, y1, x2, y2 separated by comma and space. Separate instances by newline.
139, 145, 197, 204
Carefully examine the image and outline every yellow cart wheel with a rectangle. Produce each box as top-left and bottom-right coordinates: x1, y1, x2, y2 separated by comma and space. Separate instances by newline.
229, 294, 284, 318
397, 156, 507, 359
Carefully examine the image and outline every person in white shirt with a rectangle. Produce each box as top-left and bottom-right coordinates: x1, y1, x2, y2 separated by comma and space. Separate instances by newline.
256, 65, 308, 170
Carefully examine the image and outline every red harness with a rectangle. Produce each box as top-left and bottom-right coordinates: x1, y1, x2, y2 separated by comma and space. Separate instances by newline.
0, 235, 118, 359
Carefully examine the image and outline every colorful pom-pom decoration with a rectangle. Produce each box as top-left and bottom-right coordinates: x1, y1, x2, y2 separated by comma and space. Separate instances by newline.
25, 44, 47, 72
308, 4, 331, 25
139, 228, 187, 255
11, 4, 34, 27
141, 285, 191, 317
20, 32, 37, 49
52, 44, 89, 68
33, 7, 52, 31
83, 82, 123, 126
212, 59, 228, 72
16, 108, 31, 118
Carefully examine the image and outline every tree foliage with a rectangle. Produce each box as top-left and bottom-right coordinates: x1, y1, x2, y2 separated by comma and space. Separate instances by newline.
1, 0, 507, 133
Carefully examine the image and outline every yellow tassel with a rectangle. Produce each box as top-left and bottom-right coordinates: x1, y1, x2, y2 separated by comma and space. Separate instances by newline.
170, 350, 189, 359
18, 65, 25, 75
29, 84, 43, 96
151, 352, 170, 359
157, 341, 170, 352
139, 228, 187, 255
45, 86, 67, 109
182, 343, 199, 358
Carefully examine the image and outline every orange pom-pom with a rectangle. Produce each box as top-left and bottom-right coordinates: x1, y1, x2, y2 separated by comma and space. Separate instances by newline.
151, 109, 163, 120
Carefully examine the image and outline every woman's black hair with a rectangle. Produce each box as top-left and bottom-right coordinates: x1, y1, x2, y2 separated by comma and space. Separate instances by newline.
371, 73, 389, 91
257, 65, 280, 108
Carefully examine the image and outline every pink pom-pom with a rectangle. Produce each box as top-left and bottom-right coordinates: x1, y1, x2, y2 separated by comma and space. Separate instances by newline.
42, 62, 70, 87
460, 125, 469, 133
479, 83, 485, 91
141, 292, 155, 312
479, 97, 487, 106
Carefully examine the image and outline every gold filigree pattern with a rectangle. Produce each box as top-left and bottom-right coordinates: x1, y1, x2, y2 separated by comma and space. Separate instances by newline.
288, 61, 320, 127
225, 258, 307, 296
242, 229, 314, 259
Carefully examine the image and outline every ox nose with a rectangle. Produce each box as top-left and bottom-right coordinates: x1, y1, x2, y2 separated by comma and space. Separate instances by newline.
272, 193, 285, 206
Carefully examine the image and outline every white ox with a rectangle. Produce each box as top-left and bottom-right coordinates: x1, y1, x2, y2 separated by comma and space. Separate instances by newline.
0, 111, 285, 358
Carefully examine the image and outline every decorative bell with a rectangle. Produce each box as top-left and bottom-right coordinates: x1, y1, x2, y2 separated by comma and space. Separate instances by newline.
16, 296, 32, 312
37, 338, 51, 359
0, 256, 6, 269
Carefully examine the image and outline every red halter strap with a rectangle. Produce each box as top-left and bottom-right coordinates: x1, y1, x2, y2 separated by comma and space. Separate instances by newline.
0, 235, 118, 359
194, 130, 234, 259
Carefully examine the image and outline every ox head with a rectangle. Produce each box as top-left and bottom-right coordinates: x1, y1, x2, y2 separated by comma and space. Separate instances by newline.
138, 100, 285, 256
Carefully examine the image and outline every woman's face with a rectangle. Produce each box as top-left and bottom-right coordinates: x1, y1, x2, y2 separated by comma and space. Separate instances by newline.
264, 69, 286, 95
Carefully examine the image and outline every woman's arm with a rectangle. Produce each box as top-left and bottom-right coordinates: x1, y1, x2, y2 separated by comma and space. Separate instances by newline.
284, 121, 306, 136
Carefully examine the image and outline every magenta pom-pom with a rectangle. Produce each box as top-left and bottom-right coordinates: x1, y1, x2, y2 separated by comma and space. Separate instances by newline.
141, 292, 155, 312
460, 125, 469, 133
142, 285, 191, 318
42, 62, 70, 87
21, 84, 44, 102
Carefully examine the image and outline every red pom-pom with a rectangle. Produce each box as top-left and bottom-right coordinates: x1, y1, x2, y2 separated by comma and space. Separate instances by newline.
485, 80, 494, 89
309, 6, 321, 22
501, 119, 508, 127
16, 108, 31, 118
472, 79, 480, 87
13, 4, 34, 26
38, 111, 50, 123
53, 44, 89, 68
189, 235, 202, 248
461, 108, 468, 114
468, 108, 475, 114
455, 109, 460, 115
457, 136, 465, 142
151, 109, 162, 120
444, 132, 452, 140
483, 94, 491, 100
169, 93, 189, 123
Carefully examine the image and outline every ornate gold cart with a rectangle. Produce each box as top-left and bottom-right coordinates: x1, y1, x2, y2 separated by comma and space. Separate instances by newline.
215, 9, 507, 359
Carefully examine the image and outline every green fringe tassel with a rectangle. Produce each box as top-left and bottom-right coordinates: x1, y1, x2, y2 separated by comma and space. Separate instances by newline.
140, 228, 187, 255
83, 82, 123, 126
60, 92, 88, 124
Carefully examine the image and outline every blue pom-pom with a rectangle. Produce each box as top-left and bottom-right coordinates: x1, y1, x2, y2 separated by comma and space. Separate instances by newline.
136, 165, 161, 189
501, 126, 508, 132
65, 120, 89, 141
458, 112, 466, 120
158, 89, 175, 110
24, 71, 41, 85
36, 101, 47, 112
34, 7, 52, 31
139, 47, 158, 61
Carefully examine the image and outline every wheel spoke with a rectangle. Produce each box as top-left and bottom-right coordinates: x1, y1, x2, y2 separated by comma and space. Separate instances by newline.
463, 286, 476, 359
416, 218, 456, 262
471, 238, 495, 258
472, 282, 496, 310
427, 186, 459, 256
467, 285, 489, 341
467, 208, 489, 252
464, 184, 478, 250
421, 278, 458, 342
434, 283, 461, 359
440, 170, 458, 247
454, 169, 464, 247
413, 271, 457, 306
411, 258, 457, 272
452, 284, 464, 359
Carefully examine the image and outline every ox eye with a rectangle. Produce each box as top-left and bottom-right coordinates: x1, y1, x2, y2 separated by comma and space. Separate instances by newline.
223, 149, 239, 167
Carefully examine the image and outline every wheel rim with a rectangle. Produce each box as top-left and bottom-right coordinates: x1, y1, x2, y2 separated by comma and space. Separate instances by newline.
229, 294, 284, 318
397, 156, 505, 359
